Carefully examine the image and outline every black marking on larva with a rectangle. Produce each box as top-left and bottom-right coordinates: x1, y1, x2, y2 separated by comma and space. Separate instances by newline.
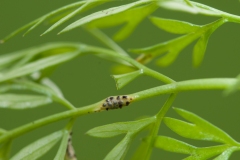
109, 97, 114, 100
106, 108, 109, 111
126, 101, 130, 106
122, 95, 128, 99
106, 99, 109, 102
103, 103, 107, 107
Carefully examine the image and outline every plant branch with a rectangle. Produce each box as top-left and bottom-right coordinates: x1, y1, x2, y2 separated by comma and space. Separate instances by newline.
0, 78, 237, 144
142, 93, 177, 160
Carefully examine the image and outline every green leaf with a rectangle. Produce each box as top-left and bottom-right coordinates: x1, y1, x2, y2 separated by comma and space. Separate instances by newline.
150, 17, 200, 34
0, 129, 6, 136
54, 130, 70, 160
164, 108, 238, 145
131, 19, 224, 67
159, 0, 198, 14
86, 117, 155, 138
42, 0, 107, 36
213, 146, 240, 160
0, 80, 75, 110
0, 51, 79, 83
10, 131, 63, 160
156, 49, 181, 67
192, 31, 211, 67
158, 0, 221, 16
185, 145, 231, 160
0, 140, 12, 160
104, 134, 133, 160
0, 94, 52, 109
59, 0, 156, 41
0, 43, 78, 71
224, 74, 240, 95
154, 136, 232, 160
112, 69, 143, 90
1, 1, 86, 42
154, 136, 196, 154
41, 78, 64, 98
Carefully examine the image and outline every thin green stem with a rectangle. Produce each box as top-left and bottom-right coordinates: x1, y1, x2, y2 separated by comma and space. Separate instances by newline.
0, 78, 237, 144
132, 78, 236, 101
58, 98, 76, 110
143, 93, 177, 160
0, 103, 97, 144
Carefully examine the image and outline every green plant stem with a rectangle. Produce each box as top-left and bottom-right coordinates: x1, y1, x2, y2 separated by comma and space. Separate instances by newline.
58, 98, 76, 110
0, 78, 237, 144
144, 93, 177, 160
0, 103, 97, 144
132, 78, 236, 101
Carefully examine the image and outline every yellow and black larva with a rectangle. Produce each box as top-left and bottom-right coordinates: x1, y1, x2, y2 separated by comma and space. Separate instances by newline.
101, 95, 133, 111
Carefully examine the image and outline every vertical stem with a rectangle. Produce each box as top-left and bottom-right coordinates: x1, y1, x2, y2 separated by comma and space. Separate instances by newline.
144, 93, 177, 160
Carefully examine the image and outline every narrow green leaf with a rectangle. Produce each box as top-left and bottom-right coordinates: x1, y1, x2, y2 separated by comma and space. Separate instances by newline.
158, 0, 221, 16
131, 19, 224, 67
0, 140, 12, 160
0, 94, 52, 109
159, 0, 198, 14
41, 78, 64, 98
165, 108, 238, 145
0, 129, 6, 136
59, 0, 154, 39
192, 31, 211, 67
23, 18, 45, 37
42, 0, 107, 36
10, 131, 63, 160
185, 145, 231, 160
156, 49, 181, 67
86, 117, 155, 138
192, 18, 223, 67
113, 4, 158, 41
150, 17, 200, 34
0, 50, 28, 71
154, 136, 196, 154
2, 1, 85, 41
224, 74, 240, 95
104, 134, 133, 160
54, 130, 70, 160
213, 146, 240, 160
1, 20, 39, 43
112, 69, 143, 90
0, 52, 79, 83
0, 43, 78, 71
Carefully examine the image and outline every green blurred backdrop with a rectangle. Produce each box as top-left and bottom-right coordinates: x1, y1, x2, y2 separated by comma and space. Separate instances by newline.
1, 0, 240, 159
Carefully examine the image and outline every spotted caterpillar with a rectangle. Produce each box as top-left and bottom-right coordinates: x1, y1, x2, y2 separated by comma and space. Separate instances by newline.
101, 95, 133, 111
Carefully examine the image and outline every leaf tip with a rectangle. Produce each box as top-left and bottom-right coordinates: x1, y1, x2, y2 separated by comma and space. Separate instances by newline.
111, 75, 120, 90
0, 40, 4, 44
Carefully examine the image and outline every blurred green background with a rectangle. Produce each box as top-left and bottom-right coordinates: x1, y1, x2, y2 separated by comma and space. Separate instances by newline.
1, 0, 240, 159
